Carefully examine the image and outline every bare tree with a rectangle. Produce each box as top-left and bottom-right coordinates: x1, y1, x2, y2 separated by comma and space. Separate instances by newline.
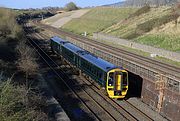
16, 41, 38, 88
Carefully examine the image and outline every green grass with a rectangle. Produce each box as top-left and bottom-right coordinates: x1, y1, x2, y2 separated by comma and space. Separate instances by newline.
129, 5, 150, 18
92, 37, 150, 57
155, 56, 180, 67
101, 7, 180, 52
103, 7, 171, 37
0, 79, 47, 121
60, 7, 180, 52
136, 34, 180, 52
92, 37, 180, 67
62, 7, 137, 36
136, 14, 179, 33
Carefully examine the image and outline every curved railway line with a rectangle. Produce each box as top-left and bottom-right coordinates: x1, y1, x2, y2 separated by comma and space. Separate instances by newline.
36, 22, 180, 80
24, 23, 156, 121
25, 26, 131, 121
25, 28, 114, 121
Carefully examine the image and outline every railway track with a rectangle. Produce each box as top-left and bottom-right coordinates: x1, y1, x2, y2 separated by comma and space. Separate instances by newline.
24, 24, 157, 121
79, 74, 154, 121
24, 25, 137, 121
25, 23, 157, 121
35, 22, 180, 79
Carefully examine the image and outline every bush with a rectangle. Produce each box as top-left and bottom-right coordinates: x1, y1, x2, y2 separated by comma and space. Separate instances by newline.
0, 7, 22, 39
137, 14, 179, 33
0, 79, 48, 121
129, 5, 150, 18
16, 41, 39, 88
65, 2, 78, 11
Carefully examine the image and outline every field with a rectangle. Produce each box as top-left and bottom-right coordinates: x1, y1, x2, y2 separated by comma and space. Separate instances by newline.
62, 7, 137, 36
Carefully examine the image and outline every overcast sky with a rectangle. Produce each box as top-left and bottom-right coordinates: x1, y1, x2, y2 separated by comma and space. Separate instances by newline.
0, 0, 124, 9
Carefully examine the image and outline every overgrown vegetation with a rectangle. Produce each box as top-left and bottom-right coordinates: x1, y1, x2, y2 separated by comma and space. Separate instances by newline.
0, 79, 47, 121
16, 41, 39, 88
0, 7, 48, 120
136, 13, 179, 33
102, 5, 180, 52
129, 5, 150, 18
124, 0, 178, 7
0, 7, 22, 39
136, 34, 180, 51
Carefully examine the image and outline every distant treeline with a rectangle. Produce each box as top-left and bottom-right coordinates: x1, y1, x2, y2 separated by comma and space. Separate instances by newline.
124, 0, 180, 7
107, 0, 180, 7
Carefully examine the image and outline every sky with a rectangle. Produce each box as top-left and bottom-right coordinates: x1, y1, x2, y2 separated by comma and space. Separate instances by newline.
0, 0, 124, 9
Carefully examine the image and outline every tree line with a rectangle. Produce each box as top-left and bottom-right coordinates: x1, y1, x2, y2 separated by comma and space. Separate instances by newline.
124, 0, 180, 7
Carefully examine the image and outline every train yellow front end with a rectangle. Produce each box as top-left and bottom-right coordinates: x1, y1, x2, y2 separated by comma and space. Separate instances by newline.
106, 69, 128, 99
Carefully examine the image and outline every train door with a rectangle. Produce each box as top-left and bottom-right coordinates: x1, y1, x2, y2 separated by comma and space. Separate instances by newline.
106, 72, 115, 97
115, 72, 122, 91
58, 45, 61, 54
74, 55, 79, 67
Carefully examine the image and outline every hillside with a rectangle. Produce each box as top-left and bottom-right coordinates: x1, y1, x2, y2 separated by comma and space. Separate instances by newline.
103, 1, 125, 7
62, 7, 137, 35
44, 6, 180, 52
104, 0, 179, 7
102, 6, 180, 52
124, 0, 178, 6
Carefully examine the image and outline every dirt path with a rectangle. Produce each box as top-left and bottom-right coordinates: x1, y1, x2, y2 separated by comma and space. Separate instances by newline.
43, 9, 90, 28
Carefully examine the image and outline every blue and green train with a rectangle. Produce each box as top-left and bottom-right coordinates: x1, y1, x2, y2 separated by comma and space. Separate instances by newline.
50, 36, 128, 98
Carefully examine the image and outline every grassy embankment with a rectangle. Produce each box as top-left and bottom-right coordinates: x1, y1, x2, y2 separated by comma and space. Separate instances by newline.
62, 6, 180, 52
62, 7, 137, 36
0, 7, 48, 120
61, 6, 180, 66
103, 6, 180, 52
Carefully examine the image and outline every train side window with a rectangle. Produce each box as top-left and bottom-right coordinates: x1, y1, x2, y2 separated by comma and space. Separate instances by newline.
87, 64, 89, 70
99, 73, 102, 78
96, 71, 98, 77
98, 72, 102, 78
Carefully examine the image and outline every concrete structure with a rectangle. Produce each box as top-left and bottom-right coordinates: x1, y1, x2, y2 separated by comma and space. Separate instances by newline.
38, 75, 70, 121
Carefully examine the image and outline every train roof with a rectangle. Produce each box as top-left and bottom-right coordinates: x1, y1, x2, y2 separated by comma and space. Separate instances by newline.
80, 52, 117, 72
51, 36, 67, 44
63, 42, 117, 72
63, 42, 83, 53
50, 36, 120, 72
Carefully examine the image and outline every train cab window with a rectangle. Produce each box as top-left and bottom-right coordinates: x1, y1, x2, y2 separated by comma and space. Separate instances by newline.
108, 72, 114, 86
